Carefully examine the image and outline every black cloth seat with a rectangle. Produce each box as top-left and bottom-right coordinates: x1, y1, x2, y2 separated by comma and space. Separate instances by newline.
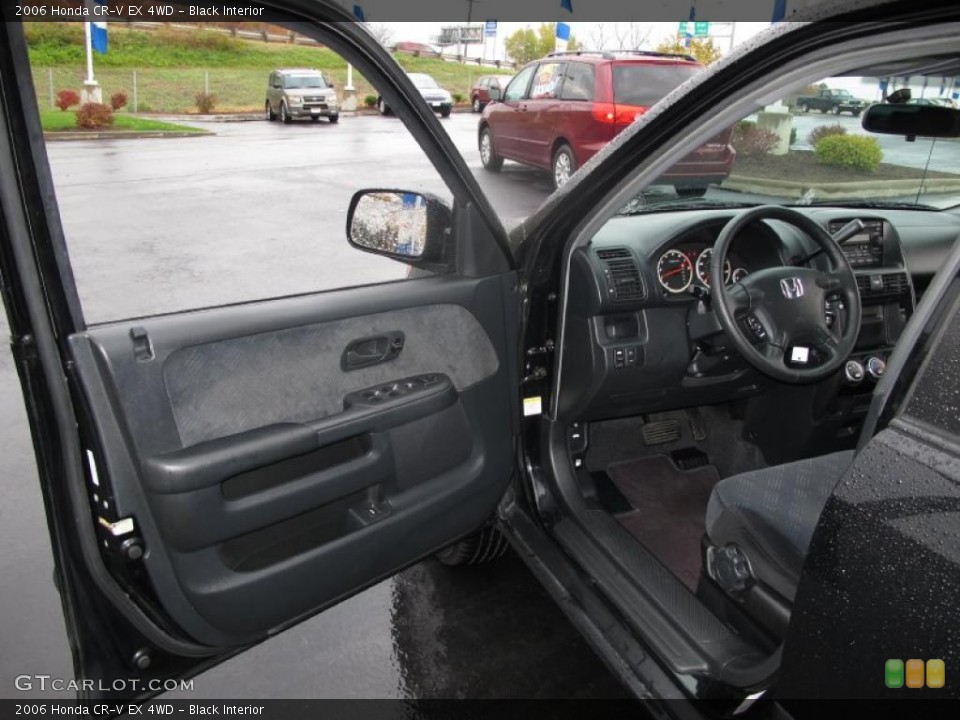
704, 450, 854, 602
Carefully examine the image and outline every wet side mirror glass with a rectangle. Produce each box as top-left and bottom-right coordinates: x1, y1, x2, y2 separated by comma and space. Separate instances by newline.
346, 190, 452, 267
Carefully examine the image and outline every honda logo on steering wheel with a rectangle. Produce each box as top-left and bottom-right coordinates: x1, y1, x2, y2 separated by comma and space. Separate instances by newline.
780, 277, 804, 299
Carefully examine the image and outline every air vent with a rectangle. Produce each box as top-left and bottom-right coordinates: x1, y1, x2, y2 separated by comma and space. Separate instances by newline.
596, 247, 644, 302
856, 272, 909, 298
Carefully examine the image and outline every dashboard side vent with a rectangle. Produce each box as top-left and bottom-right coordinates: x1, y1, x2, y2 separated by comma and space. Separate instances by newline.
596, 247, 644, 302
856, 272, 910, 298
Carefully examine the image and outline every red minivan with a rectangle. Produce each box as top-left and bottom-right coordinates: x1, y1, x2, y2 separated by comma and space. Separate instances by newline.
478, 50, 736, 191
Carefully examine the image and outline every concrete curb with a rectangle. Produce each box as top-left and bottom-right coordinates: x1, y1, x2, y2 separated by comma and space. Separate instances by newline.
723, 173, 960, 200
44, 130, 211, 141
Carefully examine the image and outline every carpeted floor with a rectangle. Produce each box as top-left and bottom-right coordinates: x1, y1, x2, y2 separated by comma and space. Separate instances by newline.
607, 455, 720, 591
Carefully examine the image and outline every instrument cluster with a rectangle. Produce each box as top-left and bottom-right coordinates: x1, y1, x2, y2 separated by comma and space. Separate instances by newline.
656, 243, 749, 295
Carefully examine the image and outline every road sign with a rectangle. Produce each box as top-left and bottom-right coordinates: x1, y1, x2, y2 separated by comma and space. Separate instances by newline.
485, 20, 497, 38
678, 21, 710, 37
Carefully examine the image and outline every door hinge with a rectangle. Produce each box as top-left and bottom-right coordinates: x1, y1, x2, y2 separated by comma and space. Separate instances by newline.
521, 366, 547, 384
526, 339, 555, 357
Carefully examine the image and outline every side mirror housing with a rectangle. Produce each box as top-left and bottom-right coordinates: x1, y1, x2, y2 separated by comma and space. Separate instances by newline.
346, 190, 453, 271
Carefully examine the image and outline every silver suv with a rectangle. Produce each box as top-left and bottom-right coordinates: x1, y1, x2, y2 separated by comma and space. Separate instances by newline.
266, 69, 339, 124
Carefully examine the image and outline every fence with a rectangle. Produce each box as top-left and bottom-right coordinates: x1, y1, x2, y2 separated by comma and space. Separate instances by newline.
32, 64, 495, 114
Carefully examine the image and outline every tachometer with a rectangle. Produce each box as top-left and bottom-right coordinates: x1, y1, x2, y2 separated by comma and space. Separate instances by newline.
731, 267, 749, 283
695, 248, 731, 288
657, 249, 694, 293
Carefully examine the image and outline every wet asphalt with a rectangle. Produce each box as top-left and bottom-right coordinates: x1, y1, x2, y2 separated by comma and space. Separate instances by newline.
0, 113, 628, 700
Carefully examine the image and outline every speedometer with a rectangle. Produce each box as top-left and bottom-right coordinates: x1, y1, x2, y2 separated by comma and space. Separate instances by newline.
657, 249, 694, 293
695, 248, 731, 288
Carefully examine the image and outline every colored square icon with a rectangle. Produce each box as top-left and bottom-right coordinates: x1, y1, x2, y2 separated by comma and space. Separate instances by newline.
906, 659, 925, 688
926, 659, 945, 689
885, 659, 904, 688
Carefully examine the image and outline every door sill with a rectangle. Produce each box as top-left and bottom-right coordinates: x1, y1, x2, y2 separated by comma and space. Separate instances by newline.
537, 418, 782, 697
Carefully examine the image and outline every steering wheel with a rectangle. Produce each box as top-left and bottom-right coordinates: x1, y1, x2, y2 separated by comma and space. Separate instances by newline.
711, 206, 861, 383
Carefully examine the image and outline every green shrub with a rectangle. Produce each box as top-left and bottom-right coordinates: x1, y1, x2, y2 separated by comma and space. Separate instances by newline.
452, 92, 465, 104
194, 91, 216, 114
808, 123, 847, 147
363, 95, 378, 107
732, 123, 780, 157
814, 135, 883, 172
74, 103, 114, 129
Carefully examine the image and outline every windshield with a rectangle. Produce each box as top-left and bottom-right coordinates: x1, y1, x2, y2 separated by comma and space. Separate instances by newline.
612, 63, 700, 107
617, 74, 959, 214
409, 74, 439, 89
283, 74, 326, 89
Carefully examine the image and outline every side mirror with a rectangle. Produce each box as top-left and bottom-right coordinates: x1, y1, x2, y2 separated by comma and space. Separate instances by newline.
862, 102, 960, 138
347, 190, 453, 269
328, 81, 336, 89
488, 87, 502, 102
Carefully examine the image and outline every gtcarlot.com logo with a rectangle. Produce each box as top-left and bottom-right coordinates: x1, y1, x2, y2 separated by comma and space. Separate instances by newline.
14, 675, 194, 693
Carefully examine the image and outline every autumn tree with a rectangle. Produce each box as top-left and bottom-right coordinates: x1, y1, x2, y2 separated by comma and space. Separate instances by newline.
654, 36, 723, 65
504, 23, 580, 65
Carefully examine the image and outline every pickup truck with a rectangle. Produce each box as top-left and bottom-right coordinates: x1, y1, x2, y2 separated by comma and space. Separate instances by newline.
795, 87, 869, 115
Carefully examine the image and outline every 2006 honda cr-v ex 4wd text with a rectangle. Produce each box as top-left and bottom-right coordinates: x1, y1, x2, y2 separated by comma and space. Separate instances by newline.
0, 0, 959, 713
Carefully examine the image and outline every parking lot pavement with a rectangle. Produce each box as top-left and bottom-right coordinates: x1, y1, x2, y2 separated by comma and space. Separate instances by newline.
0, 112, 626, 700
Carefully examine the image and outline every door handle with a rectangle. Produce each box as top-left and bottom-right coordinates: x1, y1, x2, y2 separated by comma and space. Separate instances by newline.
341, 332, 404, 371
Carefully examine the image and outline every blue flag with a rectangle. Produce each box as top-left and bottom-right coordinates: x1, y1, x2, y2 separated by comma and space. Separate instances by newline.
771, 0, 787, 23
561, 0, 573, 13
91, 22, 107, 54
353, 4, 365, 21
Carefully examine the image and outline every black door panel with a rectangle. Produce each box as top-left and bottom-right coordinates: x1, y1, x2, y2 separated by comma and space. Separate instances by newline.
67, 274, 518, 646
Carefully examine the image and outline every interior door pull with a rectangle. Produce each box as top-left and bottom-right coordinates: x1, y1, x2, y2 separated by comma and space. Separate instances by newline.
341, 332, 404, 370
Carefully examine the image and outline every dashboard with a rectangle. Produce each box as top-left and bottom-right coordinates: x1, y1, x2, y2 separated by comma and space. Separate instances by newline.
560, 206, 960, 424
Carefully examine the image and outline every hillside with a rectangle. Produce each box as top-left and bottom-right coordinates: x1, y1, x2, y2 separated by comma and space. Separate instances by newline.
25, 23, 507, 113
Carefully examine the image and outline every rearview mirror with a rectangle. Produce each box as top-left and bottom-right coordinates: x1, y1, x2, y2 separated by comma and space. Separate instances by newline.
862, 102, 960, 138
347, 190, 452, 267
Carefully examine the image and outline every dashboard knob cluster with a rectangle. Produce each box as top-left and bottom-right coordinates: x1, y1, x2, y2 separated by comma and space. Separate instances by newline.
844, 356, 885, 385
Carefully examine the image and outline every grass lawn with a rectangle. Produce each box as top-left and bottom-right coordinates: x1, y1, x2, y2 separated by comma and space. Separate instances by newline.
26, 23, 507, 113
40, 109, 206, 134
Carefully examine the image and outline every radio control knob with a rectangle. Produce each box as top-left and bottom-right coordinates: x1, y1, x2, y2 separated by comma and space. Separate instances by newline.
865, 356, 886, 381
844, 360, 865, 385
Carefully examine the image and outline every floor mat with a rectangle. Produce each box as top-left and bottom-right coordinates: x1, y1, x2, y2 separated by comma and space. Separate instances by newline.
607, 455, 720, 591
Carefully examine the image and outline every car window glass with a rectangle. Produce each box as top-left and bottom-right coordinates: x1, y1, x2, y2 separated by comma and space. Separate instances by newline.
531, 62, 564, 100
560, 63, 595, 101
503, 65, 535, 102
23, 24, 453, 323
612, 63, 699, 106
479, 78, 488, 88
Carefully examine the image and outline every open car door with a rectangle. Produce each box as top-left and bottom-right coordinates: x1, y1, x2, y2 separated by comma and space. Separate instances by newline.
0, 8, 519, 697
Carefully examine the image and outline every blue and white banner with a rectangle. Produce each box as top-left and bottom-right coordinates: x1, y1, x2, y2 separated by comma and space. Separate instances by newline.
91, 21, 107, 54
555, 21, 571, 53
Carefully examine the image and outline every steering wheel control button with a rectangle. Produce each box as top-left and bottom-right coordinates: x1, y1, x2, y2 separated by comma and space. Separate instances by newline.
745, 315, 767, 341
866, 356, 886, 381
844, 360, 866, 385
